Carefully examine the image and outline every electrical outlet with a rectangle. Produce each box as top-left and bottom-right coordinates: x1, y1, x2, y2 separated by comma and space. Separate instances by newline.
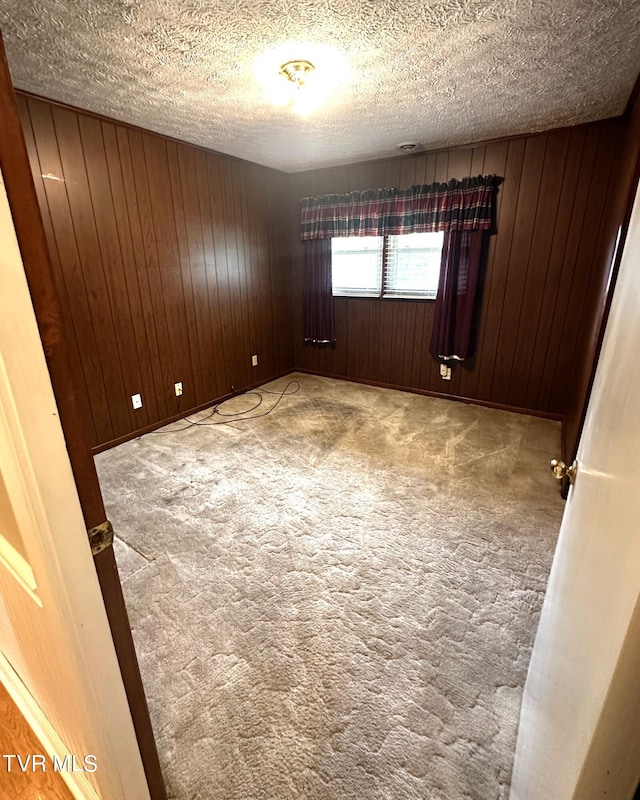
174, 381, 183, 397
439, 363, 453, 380
251, 354, 258, 367
131, 393, 143, 409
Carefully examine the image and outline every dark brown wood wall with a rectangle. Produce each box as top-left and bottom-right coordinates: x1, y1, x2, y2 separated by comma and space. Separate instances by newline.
562, 81, 640, 458
289, 119, 631, 417
17, 90, 636, 442
17, 94, 293, 450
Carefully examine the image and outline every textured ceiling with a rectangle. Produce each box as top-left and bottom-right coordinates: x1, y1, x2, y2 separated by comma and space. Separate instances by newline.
0, 1, 639, 172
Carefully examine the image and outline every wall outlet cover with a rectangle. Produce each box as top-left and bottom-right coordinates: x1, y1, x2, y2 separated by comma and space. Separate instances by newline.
131, 393, 143, 409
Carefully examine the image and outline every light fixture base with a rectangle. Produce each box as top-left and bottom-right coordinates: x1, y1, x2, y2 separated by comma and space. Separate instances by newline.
279, 60, 315, 88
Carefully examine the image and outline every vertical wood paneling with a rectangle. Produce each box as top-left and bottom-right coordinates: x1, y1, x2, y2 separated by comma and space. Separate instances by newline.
19, 90, 634, 435
165, 141, 201, 409
409, 302, 425, 388
548, 127, 618, 412
389, 302, 406, 387
206, 154, 237, 390
101, 122, 156, 427
236, 162, 258, 379
475, 138, 525, 401
192, 148, 225, 400
129, 129, 178, 421
292, 120, 629, 415
78, 115, 147, 433
55, 106, 133, 439
524, 128, 586, 410
17, 95, 99, 445
418, 303, 435, 390
489, 135, 547, 404
401, 302, 417, 388
26, 100, 115, 443
115, 126, 168, 423
506, 131, 569, 409
258, 169, 278, 376
367, 299, 381, 381
536, 127, 602, 411
562, 90, 640, 460
142, 133, 192, 419
19, 94, 292, 448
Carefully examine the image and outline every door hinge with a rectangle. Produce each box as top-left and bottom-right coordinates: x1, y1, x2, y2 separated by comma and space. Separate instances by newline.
87, 520, 114, 556
550, 458, 578, 485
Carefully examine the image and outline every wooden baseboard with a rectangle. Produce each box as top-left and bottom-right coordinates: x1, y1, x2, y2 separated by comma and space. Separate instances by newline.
0, 651, 100, 800
293, 368, 563, 421
91, 369, 295, 454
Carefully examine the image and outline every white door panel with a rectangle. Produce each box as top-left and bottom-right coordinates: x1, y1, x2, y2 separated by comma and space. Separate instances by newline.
0, 169, 150, 799
510, 182, 640, 799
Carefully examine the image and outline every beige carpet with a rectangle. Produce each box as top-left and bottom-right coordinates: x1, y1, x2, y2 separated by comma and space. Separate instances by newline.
95, 373, 564, 800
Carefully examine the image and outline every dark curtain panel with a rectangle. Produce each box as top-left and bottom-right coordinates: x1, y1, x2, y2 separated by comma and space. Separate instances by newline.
430, 230, 487, 361
303, 238, 335, 344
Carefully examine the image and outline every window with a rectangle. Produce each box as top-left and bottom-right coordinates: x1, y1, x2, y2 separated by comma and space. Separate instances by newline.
331, 236, 383, 297
331, 232, 444, 299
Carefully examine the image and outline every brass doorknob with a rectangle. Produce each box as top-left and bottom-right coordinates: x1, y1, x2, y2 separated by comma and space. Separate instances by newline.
550, 458, 577, 484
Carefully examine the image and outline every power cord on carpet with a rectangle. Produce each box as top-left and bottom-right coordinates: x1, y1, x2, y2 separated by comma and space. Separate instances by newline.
137, 380, 301, 439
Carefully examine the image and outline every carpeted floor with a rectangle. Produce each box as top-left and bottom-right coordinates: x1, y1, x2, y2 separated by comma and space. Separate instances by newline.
95, 373, 564, 800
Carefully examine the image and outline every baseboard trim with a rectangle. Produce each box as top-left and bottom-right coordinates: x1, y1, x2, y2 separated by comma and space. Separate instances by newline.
91, 369, 294, 454
293, 368, 563, 421
0, 651, 101, 800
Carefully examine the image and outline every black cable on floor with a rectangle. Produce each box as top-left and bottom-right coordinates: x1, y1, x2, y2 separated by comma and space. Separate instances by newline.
209, 391, 263, 417
138, 380, 301, 438
190, 380, 300, 426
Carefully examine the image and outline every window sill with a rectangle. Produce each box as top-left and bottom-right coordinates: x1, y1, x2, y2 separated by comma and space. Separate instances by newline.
333, 295, 436, 303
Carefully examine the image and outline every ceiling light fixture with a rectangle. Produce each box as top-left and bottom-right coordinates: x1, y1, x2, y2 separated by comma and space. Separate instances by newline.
276, 58, 318, 117
279, 59, 315, 89
254, 43, 349, 118
398, 142, 419, 152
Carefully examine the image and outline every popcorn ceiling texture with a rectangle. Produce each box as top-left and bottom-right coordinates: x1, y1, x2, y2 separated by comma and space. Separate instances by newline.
95, 374, 564, 800
0, 1, 638, 171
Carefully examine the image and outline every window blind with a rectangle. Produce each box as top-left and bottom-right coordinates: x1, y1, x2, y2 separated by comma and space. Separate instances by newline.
331, 236, 383, 297
383, 232, 444, 299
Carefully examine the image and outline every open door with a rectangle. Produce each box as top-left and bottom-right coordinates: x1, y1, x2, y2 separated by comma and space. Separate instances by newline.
510, 182, 640, 797
0, 154, 150, 799
0, 31, 166, 800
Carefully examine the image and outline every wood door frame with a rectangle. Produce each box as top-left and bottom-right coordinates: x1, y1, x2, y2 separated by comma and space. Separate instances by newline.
0, 31, 167, 800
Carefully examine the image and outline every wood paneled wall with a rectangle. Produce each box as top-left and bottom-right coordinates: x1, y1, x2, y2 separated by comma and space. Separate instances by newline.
289, 119, 631, 417
562, 81, 640, 458
17, 91, 638, 447
17, 94, 293, 450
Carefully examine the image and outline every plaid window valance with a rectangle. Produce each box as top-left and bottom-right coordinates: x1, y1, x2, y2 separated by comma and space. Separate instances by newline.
300, 175, 501, 240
